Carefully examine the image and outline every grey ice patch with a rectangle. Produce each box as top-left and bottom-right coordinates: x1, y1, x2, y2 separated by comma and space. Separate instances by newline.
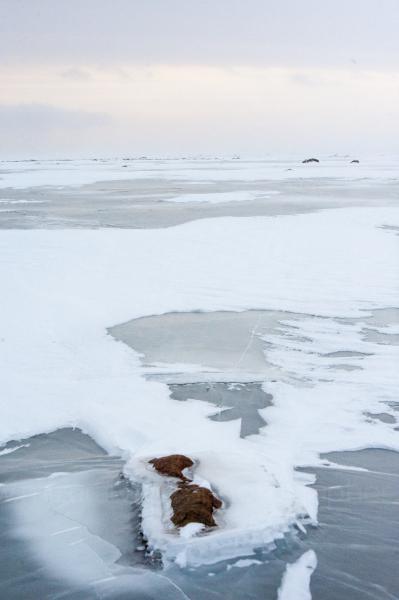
328, 364, 363, 371
361, 327, 399, 346
380, 224, 399, 235
0, 429, 162, 600
364, 412, 396, 424
361, 307, 399, 327
109, 310, 301, 380
169, 382, 272, 437
2, 165, 399, 230
0, 427, 120, 483
322, 350, 372, 358
304, 448, 399, 599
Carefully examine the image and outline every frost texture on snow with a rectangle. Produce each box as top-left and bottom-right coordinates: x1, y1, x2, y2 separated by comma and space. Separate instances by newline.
1, 206, 398, 565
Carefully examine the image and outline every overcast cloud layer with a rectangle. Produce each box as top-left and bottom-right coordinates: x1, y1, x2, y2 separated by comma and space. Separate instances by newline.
2, 0, 399, 68
1, 0, 399, 158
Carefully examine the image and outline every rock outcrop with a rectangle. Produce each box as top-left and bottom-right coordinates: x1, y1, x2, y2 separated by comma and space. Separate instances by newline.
149, 454, 193, 480
149, 454, 222, 530
171, 483, 222, 528
302, 158, 319, 163
351, 159, 360, 163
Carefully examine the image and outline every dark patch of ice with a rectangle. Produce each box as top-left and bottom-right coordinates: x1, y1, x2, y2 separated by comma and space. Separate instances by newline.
361, 327, 399, 346
169, 382, 272, 437
364, 412, 396, 424
322, 350, 372, 358
328, 364, 363, 371
0, 428, 156, 600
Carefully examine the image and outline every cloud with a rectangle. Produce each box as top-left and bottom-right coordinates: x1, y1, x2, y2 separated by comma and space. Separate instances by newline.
0, 0, 398, 70
289, 73, 321, 87
0, 104, 113, 157
0, 103, 111, 130
1, 65, 399, 159
60, 67, 92, 81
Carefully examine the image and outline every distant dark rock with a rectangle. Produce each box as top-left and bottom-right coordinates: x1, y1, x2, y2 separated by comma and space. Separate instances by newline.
171, 482, 222, 528
302, 158, 319, 164
351, 159, 360, 163
149, 454, 193, 480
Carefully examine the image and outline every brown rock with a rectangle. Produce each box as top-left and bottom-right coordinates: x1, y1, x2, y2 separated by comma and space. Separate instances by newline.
149, 454, 193, 480
171, 483, 222, 528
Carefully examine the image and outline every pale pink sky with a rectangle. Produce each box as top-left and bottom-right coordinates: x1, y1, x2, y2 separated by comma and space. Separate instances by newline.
1, 0, 399, 158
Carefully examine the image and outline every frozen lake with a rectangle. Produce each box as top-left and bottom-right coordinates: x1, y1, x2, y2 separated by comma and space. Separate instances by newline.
1, 156, 399, 229
1, 157, 398, 598
1, 429, 398, 599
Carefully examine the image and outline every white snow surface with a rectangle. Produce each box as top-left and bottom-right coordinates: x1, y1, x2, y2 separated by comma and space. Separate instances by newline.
1, 206, 398, 566
1, 156, 398, 188
227, 558, 262, 570
0, 199, 44, 204
0, 444, 29, 456
166, 190, 276, 203
179, 523, 205, 539
277, 550, 317, 600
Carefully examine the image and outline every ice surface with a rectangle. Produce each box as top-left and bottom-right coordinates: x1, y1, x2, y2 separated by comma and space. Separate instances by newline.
169, 382, 272, 437
2, 429, 399, 598
1, 163, 399, 569
0, 428, 196, 599
109, 310, 290, 380
0, 471, 191, 598
3, 471, 125, 585
2, 157, 399, 230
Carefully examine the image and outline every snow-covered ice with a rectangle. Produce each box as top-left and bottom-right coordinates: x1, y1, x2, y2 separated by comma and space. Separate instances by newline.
1, 153, 399, 591
1, 155, 399, 189
1, 198, 398, 569
165, 190, 277, 203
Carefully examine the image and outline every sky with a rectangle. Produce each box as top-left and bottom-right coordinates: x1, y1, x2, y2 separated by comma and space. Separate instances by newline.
1, 0, 399, 158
